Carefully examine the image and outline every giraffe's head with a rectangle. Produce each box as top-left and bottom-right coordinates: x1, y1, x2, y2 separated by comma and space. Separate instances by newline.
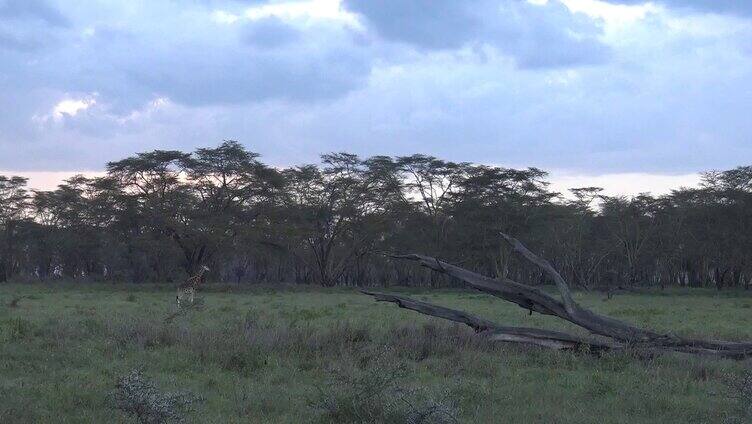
201, 265, 210, 273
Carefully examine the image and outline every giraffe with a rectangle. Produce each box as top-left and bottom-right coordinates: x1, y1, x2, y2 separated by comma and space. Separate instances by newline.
176, 265, 209, 307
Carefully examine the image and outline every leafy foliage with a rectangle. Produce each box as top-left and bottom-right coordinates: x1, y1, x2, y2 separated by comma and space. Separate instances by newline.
310, 348, 460, 424
725, 368, 752, 423
2, 141, 752, 290
109, 369, 201, 424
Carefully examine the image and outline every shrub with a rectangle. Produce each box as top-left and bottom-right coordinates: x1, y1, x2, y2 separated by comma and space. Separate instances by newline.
725, 368, 752, 423
1, 318, 34, 341
9, 295, 31, 308
230, 379, 255, 418
309, 348, 460, 424
182, 324, 267, 375
109, 369, 201, 424
108, 318, 177, 350
164, 298, 205, 323
388, 323, 494, 361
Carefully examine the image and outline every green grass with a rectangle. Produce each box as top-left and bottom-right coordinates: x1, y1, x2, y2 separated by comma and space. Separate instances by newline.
1, 283, 751, 423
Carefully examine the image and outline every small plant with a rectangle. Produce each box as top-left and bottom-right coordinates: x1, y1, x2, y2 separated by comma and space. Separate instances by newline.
2, 318, 34, 341
399, 389, 461, 424
309, 348, 460, 423
126, 294, 138, 302
8, 295, 31, 308
230, 379, 254, 418
109, 369, 201, 424
164, 298, 205, 323
725, 368, 752, 423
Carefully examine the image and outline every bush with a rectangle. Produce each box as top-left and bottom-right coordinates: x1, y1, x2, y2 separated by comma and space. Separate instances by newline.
725, 368, 752, 423
8, 295, 31, 308
309, 348, 460, 424
1, 318, 35, 341
164, 297, 205, 323
108, 318, 177, 350
109, 369, 201, 424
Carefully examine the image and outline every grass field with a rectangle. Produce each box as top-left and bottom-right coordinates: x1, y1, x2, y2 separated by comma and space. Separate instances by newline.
1, 283, 752, 423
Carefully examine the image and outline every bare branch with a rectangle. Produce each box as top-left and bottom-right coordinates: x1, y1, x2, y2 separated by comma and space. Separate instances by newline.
385, 247, 752, 359
383, 253, 568, 318
362, 290, 617, 353
500, 232, 577, 314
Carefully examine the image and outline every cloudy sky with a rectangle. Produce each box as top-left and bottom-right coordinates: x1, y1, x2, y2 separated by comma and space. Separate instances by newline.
1, 0, 750, 194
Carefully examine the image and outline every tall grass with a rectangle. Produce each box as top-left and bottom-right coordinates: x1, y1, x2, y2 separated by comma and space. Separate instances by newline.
1, 284, 750, 422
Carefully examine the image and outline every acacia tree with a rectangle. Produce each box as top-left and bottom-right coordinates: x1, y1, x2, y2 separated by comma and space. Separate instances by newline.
600, 194, 659, 287
31, 176, 99, 279
107, 142, 282, 278
28, 175, 135, 281
4, 141, 752, 289
553, 187, 610, 289
0, 176, 29, 282
693, 167, 752, 289
396, 155, 468, 253
107, 150, 194, 278
279, 153, 398, 286
180, 141, 282, 275
446, 166, 554, 282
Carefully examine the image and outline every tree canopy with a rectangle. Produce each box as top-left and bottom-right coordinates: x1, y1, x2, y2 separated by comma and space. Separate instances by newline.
1, 141, 751, 290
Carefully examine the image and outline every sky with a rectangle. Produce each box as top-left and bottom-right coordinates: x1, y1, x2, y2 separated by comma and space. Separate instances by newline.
1, 0, 750, 194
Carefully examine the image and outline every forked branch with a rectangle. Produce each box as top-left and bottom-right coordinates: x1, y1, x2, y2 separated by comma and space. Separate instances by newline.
373, 236, 752, 359
362, 290, 617, 353
499, 232, 576, 314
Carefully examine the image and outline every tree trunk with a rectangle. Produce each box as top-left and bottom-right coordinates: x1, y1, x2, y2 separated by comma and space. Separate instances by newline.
368, 234, 752, 360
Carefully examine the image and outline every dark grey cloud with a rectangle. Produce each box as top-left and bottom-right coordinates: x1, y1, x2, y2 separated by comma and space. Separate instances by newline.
343, 0, 477, 50
0, 0, 69, 27
343, 0, 609, 68
0, 1, 380, 172
608, 1, 752, 16
0, 0, 68, 52
488, 1, 610, 68
1, 0, 751, 177
129, 43, 371, 106
124, 21, 372, 106
0, 16, 63, 53
0, 7, 374, 109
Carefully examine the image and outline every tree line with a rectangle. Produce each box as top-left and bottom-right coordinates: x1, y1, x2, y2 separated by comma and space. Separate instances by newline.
1, 141, 750, 289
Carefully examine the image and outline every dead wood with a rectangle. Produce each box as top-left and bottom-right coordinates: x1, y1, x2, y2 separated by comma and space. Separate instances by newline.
372, 234, 752, 360
362, 290, 619, 353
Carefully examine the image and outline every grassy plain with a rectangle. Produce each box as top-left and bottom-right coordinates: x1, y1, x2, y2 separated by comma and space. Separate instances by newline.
1, 283, 751, 423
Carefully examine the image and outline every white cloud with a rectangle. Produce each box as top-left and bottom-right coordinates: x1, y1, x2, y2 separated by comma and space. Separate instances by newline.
548, 171, 702, 197
243, 0, 360, 26
115, 97, 171, 125
210, 10, 240, 24
212, 0, 361, 27
30, 95, 98, 125
51, 96, 96, 121
0, 170, 105, 191
561, 0, 658, 25
604, 0, 752, 18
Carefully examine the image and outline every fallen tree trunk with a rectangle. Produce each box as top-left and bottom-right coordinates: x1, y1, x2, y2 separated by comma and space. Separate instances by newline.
362, 290, 619, 353
366, 234, 752, 360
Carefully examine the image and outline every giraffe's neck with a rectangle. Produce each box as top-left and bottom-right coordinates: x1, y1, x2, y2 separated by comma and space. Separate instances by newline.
181, 268, 205, 289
